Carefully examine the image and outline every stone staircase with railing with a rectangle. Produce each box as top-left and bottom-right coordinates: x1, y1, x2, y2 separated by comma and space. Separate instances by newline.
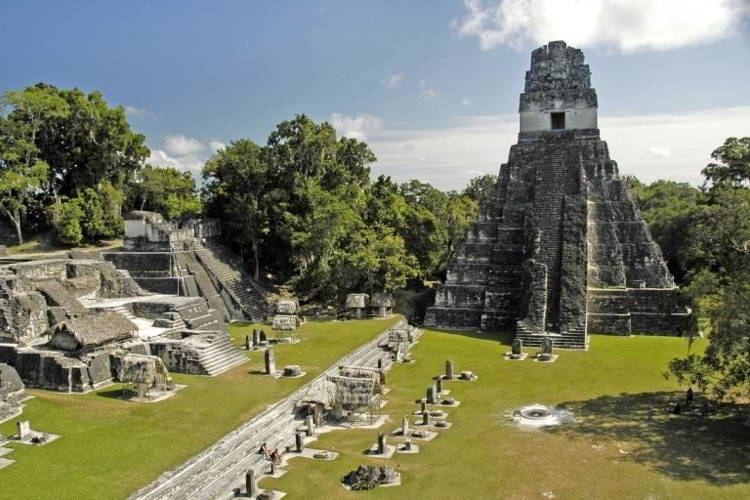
194, 245, 268, 321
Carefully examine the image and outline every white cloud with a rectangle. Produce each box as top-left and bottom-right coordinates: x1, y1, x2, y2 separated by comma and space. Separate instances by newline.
461, 97, 472, 106
330, 113, 384, 141
419, 79, 439, 100
363, 106, 750, 190
163, 134, 206, 156
647, 146, 672, 158
147, 135, 226, 181
383, 72, 405, 89
454, 0, 748, 53
147, 149, 206, 178
124, 105, 156, 120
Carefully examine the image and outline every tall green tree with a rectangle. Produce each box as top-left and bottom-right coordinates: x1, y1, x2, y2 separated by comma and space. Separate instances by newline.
463, 173, 497, 204
629, 179, 704, 282
701, 137, 750, 190
22, 83, 149, 196
667, 137, 750, 400
0, 88, 68, 243
127, 165, 202, 219
203, 140, 270, 280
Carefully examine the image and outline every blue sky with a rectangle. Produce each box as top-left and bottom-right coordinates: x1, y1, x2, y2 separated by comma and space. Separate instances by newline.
2, 0, 749, 189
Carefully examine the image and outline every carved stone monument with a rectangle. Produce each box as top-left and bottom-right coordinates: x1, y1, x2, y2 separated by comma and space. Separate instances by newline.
295, 431, 304, 453
426, 385, 437, 404
305, 414, 315, 436
265, 348, 276, 375
425, 41, 691, 348
245, 470, 257, 498
377, 432, 386, 455
445, 360, 454, 380
17, 420, 31, 440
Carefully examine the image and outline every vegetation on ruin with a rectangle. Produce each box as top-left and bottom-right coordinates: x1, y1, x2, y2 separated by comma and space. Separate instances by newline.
261, 329, 750, 499
0, 317, 400, 500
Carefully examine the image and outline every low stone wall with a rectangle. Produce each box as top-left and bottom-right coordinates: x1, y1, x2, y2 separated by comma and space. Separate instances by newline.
587, 287, 691, 336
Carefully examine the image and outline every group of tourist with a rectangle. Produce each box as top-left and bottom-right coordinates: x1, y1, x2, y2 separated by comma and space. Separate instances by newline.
668, 387, 709, 417
258, 442, 281, 465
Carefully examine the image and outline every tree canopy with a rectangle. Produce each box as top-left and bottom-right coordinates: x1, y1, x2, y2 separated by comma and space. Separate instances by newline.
202, 114, 480, 302
628, 137, 750, 400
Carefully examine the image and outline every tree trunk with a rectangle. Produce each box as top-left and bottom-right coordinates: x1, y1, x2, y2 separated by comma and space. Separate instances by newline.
251, 238, 261, 282
4, 208, 24, 245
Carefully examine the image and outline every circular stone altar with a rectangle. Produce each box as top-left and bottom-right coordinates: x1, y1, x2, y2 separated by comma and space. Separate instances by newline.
512, 404, 573, 428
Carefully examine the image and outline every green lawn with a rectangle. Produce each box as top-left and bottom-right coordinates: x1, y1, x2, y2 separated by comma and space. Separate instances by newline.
262, 330, 750, 499
0, 317, 401, 500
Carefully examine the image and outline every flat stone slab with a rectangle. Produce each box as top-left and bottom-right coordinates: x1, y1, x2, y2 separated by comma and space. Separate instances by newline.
261, 466, 288, 479
408, 429, 438, 441
124, 384, 187, 403
319, 414, 389, 432
534, 354, 559, 363
281, 371, 306, 379
257, 489, 287, 499
395, 442, 420, 454
289, 447, 339, 461
0, 457, 14, 470
505, 353, 529, 361
413, 420, 453, 431
273, 337, 301, 345
12, 431, 61, 446
0, 446, 13, 457
365, 443, 397, 459
439, 400, 461, 408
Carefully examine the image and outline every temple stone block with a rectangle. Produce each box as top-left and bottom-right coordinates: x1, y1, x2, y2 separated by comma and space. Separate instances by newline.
425, 41, 690, 349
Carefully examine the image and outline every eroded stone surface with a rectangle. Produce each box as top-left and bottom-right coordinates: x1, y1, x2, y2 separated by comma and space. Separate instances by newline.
425, 41, 690, 348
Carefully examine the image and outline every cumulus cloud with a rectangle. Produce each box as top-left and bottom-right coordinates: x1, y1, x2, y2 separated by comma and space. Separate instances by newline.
647, 146, 672, 158
383, 72, 405, 89
329, 113, 384, 141
364, 106, 750, 190
163, 134, 206, 156
419, 79, 439, 100
124, 105, 156, 120
147, 135, 226, 180
454, 0, 747, 53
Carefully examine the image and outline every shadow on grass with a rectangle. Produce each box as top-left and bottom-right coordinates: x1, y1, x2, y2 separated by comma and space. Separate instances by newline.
425, 328, 515, 346
547, 391, 750, 485
96, 387, 129, 400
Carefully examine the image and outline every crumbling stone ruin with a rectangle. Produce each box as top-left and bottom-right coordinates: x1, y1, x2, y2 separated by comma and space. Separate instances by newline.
102, 211, 269, 322
370, 293, 394, 318
345, 293, 369, 319
271, 298, 300, 331
343, 465, 400, 490
426, 41, 690, 349
0, 257, 246, 392
0, 362, 25, 421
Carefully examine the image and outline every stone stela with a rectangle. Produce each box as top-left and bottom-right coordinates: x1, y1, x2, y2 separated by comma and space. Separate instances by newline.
265, 348, 276, 375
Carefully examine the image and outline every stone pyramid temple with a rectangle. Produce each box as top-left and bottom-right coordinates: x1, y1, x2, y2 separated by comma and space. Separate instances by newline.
425, 41, 690, 349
